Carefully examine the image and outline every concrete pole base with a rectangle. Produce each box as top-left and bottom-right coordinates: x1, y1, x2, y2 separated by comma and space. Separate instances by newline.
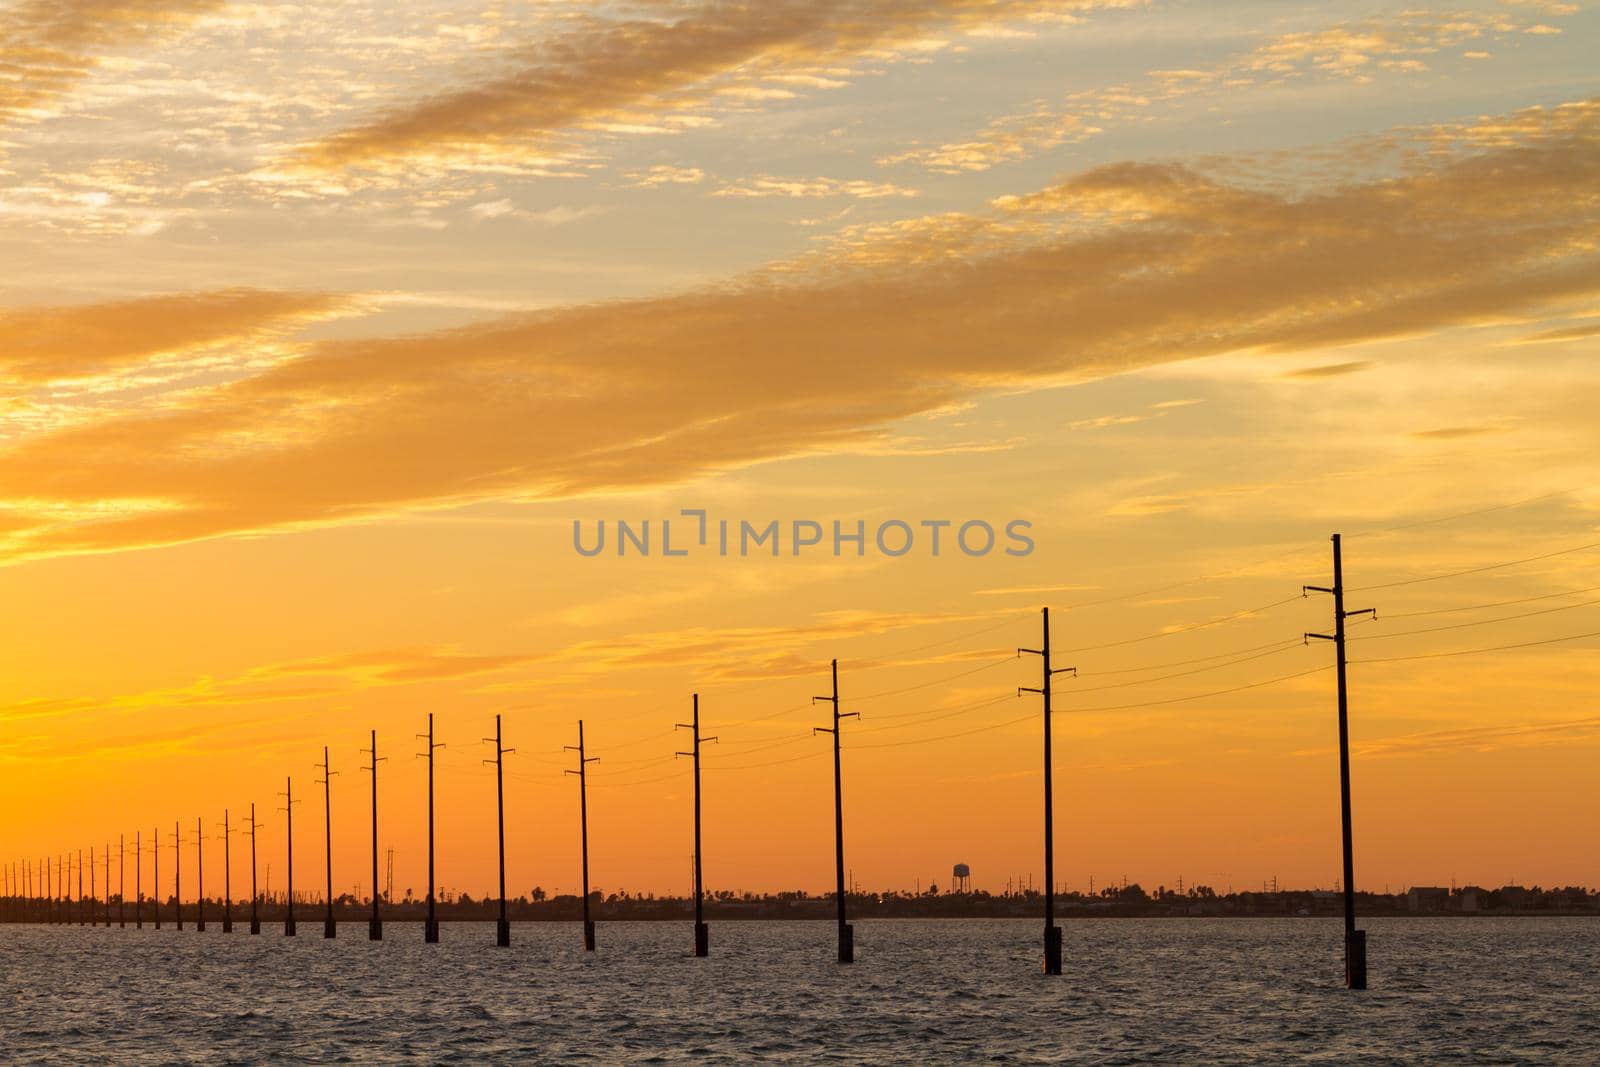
838, 922, 854, 964
1345, 929, 1368, 990
424, 919, 439, 943
370, 917, 383, 941
583, 918, 596, 951
1044, 924, 1063, 975
222, 916, 233, 934
694, 921, 709, 957
250, 916, 261, 935
496, 919, 511, 947
284, 916, 295, 936
323, 917, 337, 939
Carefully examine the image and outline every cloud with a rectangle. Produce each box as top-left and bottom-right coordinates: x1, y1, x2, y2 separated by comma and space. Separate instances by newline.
883, 9, 1558, 173
1, 98, 1597, 562
0, 0, 225, 126
287, 0, 1125, 173
1280, 360, 1376, 380
714, 174, 920, 199
0, 289, 348, 384
624, 164, 708, 187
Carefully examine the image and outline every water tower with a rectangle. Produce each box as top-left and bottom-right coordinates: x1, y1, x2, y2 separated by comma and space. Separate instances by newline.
952, 863, 971, 894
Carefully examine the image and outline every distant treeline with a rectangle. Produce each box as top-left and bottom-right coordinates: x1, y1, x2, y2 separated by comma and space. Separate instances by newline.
5, 883, 1595, 923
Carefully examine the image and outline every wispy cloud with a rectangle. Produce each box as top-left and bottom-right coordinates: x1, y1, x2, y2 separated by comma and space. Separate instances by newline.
0, 0, 225, 126
286, 0, 1129, 174
1, 98, 1596, 562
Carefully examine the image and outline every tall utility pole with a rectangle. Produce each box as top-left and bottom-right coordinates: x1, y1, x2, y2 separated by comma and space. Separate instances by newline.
279, 778, 299, 937
813, 659, 859, 964
171, 823, 184, 931
1020, 606, 1076, 976
136, 831, 143, 929
361, 730, 385, 941
676, 694, 717, 958
417, 714, 445, 944
115, 839, 123, 927
219, 811, 235, 933
103, 844, 111, 926
316, 747, 337, 939
77, 849, 83, 926
565, 721, 600, 951
248, 805, 262, 935
1305, 532, 1376, 991
88, 846, 95, 926
195, 817, 206, 932
485, 715, 515, 948
152, 831, 161, 930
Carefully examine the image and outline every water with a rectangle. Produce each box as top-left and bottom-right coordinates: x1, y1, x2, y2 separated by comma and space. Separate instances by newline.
2, 918, 1596, 1062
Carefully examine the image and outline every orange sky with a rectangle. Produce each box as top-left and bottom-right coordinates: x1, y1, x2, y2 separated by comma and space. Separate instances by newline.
2, 0, 1598, 902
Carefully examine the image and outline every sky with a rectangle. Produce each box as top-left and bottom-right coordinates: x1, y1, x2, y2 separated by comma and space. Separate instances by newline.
1, 0, 1598, 905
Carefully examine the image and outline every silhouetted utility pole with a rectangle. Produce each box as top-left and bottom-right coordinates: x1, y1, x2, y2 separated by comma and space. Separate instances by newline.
565, 721, 600, 951
316, 747, 337, 939
1020, 606, 1076, 976
279, 778, 299, 936
485, 715, 515, 948
676, 694, 717, 958
151, 831, 161, 930
77, 849, 83, 926
171, 823, 183, 930
813, 659, 859, 964
248, 804, 262, 935
219, 811, 234, 933
361, 730, 385, 941
135, 831, 143, 929
1306, 532, 1375, 991
106, 842, 113, 927
417, 714, 445, 944
196, 817, 206, 932
87, 846, 95, 926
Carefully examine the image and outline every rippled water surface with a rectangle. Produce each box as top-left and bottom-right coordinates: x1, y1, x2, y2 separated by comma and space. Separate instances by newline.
3, 918, 1597, 1062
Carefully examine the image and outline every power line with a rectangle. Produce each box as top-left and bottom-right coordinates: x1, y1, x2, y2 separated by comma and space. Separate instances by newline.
1059, 665, 1333, 715
1381, 584, 1600, 619
850, 656, 1016, 701
1065, 642, 1309, 695
1077, 637, 1303, 676
1351, 541, 1600, 592
1350, 597, 1600, 642
1353, 629, 1600, 664
1057, 595, 1304, 655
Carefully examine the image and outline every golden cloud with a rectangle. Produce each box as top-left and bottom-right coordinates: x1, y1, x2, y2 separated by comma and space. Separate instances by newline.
289, 0, 1127, 172
1, 98, 1596, 562
0, 0, 224, 125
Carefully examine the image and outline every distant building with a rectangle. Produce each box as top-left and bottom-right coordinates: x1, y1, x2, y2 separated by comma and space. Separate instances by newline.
1457, 887, 1488, 912
1407, 886, 1450, 913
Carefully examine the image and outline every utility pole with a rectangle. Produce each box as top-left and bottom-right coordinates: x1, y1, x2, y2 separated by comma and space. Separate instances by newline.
135, 831, 143, 929
485, 715, 515, 947
77, 849, 83, 926
115, 839, 123, 927
152, 830, 161, 930
565, 721, 600, 951
219, 811, 235, 933
171, 823, 183, 931
813, 659, 859, 964
103, 844, 111, 927
1305, 532, 1376, 991
248, 805, 262, 935
676, 694, 717, 957
417, 714, 445, 944
279, 778, 299, 936
1020, 606, 1076, 976
361, 730, 385, 941
196, 817, 206, 932
316, 747, 337, 939
88, 846, 95, 926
